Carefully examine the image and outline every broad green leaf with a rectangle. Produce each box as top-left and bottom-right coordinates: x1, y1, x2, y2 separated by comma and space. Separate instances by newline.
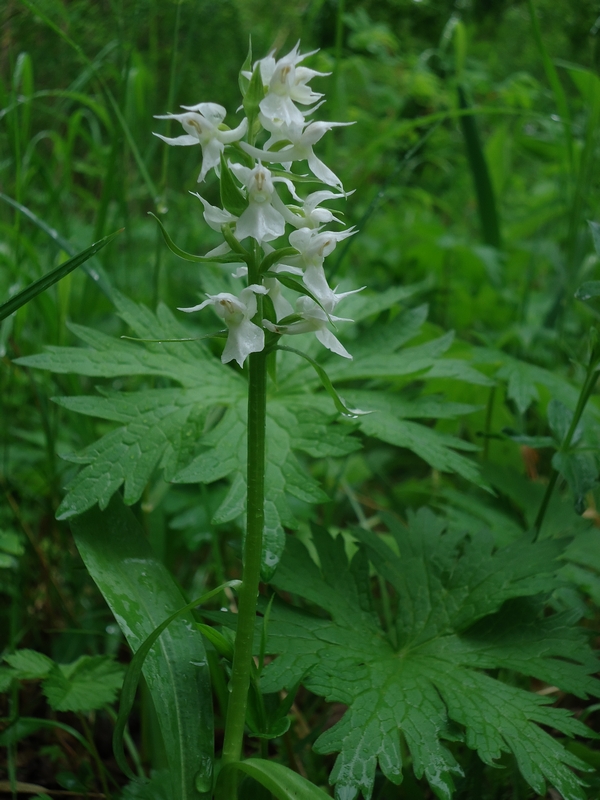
71, 496, 213, 800
173, 398, 359, 579
114, 580, 239, 782
356, 405, 482, 485
552, 451, 599, 504
257, 514, 598, 800
0, 229, 120, 322
42, 655, 125, 712
547, 399, 579, 444
223, 759, 330, 800
485, 351, 587, 415
4, 650, 54, 679
588, 220, 600, 259
118, 771, 173, 799
575, 281, 600, 301
0, 531, 24, 557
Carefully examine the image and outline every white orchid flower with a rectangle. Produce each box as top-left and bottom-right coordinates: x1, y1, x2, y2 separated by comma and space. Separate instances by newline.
264, 293, 353, 359
179, 284, 268, 367
288, 226, 356, 269
241, 121, 353, 191
289, 190, 350, 229
247, 43, 329, 129
153, 103, 248, 183
229, 162, 287, 243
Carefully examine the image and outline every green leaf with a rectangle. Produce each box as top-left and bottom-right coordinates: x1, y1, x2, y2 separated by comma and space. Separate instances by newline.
71, 495, 213, 799
0, 192, 114, 299
243, 63, 266, 137
238, 37, 253, 96
259, 514, 598, 800
173, 399, 359, 579
219, 154, 248, 217
548, 399, 579, 444
0, 229, 121, 322
42, 655, 125, 712
0, 717, 94, 757
0, 531, 25, 557
552, 451, 599, 503
4, 650, 54, 679
223, 759, 330, 800
277, 346, 369, 418
457, 85, 502, 248
149, 212, 242, 264
259, 247, 298, 274
114, 580, 238, 783
575, 280, 600, 301
356, 404, 483, 485
588, 220, 600, 258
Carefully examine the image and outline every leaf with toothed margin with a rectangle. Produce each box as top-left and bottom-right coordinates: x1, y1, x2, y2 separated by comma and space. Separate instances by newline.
253, 511, 599, 800
173, 398, 360, 580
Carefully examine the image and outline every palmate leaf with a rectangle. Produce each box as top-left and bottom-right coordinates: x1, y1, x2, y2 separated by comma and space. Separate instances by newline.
256, 511, 599, 800
173, 398, 359, 575
15, 291, 358, 564
16, 287, 489, 540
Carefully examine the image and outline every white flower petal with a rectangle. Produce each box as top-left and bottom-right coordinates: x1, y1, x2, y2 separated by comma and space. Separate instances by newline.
152, 132, 199, 147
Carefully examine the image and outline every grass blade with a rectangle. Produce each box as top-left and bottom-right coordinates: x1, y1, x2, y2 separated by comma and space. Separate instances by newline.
222, 759, 330, 800
457, 85, 502, 249
0, 229, 121, 322
0, 192, 115, 299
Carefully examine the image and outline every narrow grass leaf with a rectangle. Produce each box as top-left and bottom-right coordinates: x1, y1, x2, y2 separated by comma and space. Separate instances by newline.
0, 230, 121, 322
0, 193, 114, 298
457, 85, 502, 249
223, 759, 330, 800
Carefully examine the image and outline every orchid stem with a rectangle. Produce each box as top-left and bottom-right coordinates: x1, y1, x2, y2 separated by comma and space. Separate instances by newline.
218, 257, 266, 800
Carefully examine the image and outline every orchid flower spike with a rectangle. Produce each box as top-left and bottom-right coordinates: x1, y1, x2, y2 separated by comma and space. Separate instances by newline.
179, 285, 268, 367
153, 103, 247, 183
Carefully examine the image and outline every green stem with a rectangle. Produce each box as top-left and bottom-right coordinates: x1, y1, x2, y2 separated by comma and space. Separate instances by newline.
219, 334, 267, 798
533, 358, 599, 538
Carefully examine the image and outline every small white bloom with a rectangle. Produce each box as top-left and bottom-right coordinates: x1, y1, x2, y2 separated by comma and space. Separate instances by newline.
229, 162, 286, 243
264, 294, 353, 359
179, 284, 268, 367
154, 103, 248, 183
241, 121, 353, 191
191, 192, 237, 231
289, 226, 356, 269
250, 43, 329, 129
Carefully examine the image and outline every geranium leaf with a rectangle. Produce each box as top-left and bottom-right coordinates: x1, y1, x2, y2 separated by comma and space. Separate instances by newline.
257, 512, 599, 800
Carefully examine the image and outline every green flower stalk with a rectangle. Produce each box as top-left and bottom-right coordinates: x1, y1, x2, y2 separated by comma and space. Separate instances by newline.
154, 42, 361, 799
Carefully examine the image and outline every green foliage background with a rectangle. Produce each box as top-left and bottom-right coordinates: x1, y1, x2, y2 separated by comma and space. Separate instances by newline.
2, 0, 600, 797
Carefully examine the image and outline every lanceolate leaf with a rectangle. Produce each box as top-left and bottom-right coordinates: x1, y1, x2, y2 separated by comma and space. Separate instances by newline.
255, 513, 599, 800
0, 229, 121, 322
223, 759, 330, 800
71, 496, 214, 800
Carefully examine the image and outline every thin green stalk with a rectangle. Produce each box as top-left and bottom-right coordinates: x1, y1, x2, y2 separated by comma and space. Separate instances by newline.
78, 713, 113, 798
533, 357, 599, 538
219, 253, 267, 799
483, 386, 496, 461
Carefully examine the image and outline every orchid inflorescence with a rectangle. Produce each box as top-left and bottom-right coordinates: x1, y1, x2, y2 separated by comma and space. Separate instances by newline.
154, 42, 362, 368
